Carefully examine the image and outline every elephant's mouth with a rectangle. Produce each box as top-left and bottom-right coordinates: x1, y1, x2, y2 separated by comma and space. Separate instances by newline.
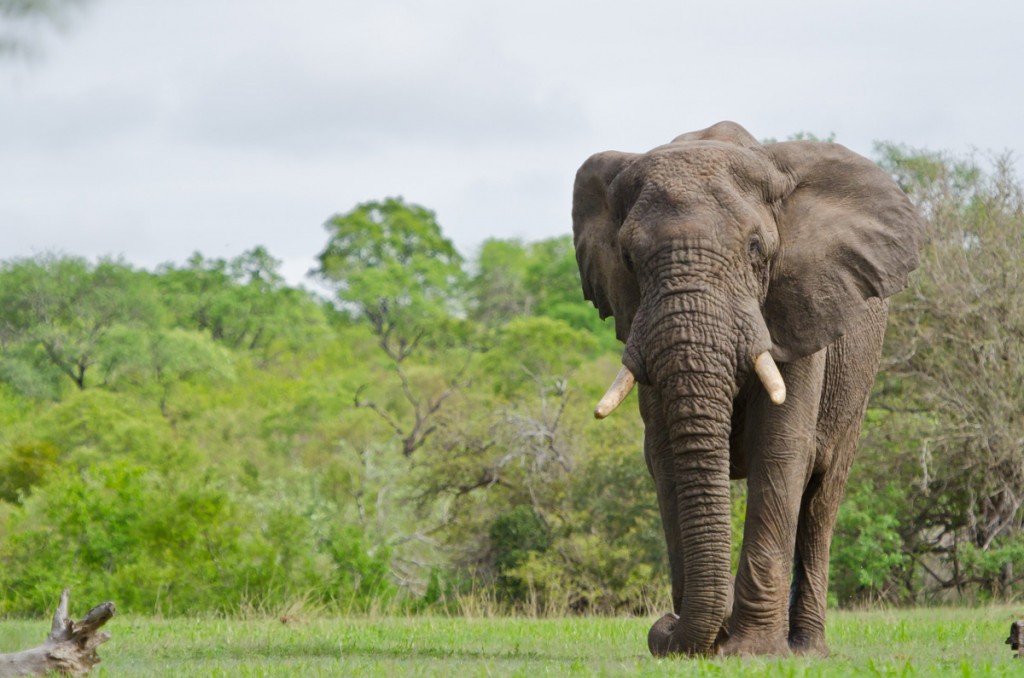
593, 351, 786, 419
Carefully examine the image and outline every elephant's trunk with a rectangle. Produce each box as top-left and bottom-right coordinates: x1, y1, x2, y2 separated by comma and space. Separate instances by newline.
662, 365, 734, 653
642, 296, 737, 655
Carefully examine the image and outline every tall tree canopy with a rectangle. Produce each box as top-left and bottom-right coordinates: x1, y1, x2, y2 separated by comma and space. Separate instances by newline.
314, 197, 465, 360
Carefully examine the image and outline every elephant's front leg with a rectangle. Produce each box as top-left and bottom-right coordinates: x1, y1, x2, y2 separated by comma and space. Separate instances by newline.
640, 386, 731, 655
722, 353, 824, 656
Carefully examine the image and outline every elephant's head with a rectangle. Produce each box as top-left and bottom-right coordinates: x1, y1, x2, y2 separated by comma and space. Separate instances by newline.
572, 121, 924, 653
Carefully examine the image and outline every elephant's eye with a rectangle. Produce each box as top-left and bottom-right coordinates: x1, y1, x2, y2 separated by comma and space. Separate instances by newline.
622, 250, 635, 272
748, 236, 764, 260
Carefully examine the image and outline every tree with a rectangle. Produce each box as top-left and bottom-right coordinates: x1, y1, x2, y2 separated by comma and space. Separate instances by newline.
306, 198, 476, 598
96, 327, 235, 416
470, 236, 617, 350
0, 256, 162, 392
471, 239, 532, 324
315, 197, 465, 361
314, 198, 469, 458
158, 247, 328, 361
859, 144, 1024, 599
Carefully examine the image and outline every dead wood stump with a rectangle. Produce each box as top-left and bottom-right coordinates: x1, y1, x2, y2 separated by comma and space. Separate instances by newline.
0, 589, 114, 677
1008, 620, 1024, 658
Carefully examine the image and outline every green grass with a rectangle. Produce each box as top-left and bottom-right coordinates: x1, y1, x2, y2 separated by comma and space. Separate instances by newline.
1, 607, 1021, 676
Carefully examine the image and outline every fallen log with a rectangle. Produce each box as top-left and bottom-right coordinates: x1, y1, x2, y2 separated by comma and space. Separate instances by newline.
1008, 620, 1024, 658
0, 589, 114, 677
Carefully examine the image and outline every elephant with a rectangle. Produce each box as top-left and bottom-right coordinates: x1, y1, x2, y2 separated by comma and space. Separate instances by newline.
572, 121, 925, 657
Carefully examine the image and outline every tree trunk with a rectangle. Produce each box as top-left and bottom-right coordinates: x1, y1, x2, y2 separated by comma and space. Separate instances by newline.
0, 589, 114, 677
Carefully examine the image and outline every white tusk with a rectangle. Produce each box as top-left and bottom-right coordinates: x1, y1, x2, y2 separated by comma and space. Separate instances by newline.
753, 352, 786, 405
594, 366, 636, 419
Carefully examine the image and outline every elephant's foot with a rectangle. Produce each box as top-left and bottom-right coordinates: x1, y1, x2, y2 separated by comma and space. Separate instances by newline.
718, 631, 791, 657
647, 613, 731, 657
647, 613, 679, 657
788, 632, 830, 657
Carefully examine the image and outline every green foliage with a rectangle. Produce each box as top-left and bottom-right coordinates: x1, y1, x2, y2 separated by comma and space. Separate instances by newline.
315, 198, 465, 352
0, 440, 58, 503
0, 343, 65, 400
0, 255, 163, 391
479, 316, 597, 396
158, 248, 329, 360
0, 455, 397, 615
506, 442, 665, 614
730, 481, 747, 573
830, 483, 911, 606
488, 505, 550, 601
0, 457, 232, 614
958, 537, 1024, 600
322, 524, 396, 604
856, 146, 1024, 602
25, 388, 179, 467
471, 238, 532, 323
471, 236, 617, 350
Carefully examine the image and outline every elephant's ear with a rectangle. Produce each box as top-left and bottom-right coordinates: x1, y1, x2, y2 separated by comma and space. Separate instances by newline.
572, 150, 642, 342
763, 141, 926, 362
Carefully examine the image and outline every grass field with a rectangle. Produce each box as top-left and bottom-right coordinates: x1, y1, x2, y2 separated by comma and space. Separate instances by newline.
1, 607, 1022, 676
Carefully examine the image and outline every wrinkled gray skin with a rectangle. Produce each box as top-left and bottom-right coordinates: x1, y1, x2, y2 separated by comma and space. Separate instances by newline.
572, 122, 925, 657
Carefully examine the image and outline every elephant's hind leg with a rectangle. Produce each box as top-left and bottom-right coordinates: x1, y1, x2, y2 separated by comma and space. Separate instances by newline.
789, 298, 888, 655
787, 440, 857, 656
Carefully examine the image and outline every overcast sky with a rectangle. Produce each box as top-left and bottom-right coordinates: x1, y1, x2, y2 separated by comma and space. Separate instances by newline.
1, 0, 1020, 285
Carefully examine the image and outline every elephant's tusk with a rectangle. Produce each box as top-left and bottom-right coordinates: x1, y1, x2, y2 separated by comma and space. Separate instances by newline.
595, 365, 636, 419
753, 352, 786, 405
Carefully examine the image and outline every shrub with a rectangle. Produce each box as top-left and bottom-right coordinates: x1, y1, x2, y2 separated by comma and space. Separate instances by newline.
830, 483, 910, 606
